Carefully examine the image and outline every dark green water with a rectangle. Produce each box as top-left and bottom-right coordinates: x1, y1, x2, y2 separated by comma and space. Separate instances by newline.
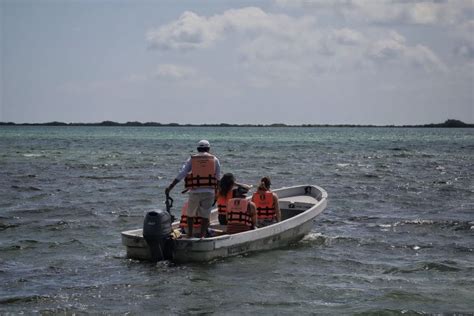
0, 126, 473, 314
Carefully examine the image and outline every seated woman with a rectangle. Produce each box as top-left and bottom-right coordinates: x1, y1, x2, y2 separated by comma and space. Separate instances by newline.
251, 177, 281, 227
226, 187, 257, 234
216, 173, 251, 225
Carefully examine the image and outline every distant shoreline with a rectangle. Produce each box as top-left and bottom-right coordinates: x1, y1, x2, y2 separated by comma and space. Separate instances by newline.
0, 119, 472, 128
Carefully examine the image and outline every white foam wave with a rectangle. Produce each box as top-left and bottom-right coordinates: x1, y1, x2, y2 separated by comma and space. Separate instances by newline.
302, 232, 324, 241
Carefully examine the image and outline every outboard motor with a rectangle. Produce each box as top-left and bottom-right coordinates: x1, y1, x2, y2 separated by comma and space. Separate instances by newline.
143, 209, 173, 261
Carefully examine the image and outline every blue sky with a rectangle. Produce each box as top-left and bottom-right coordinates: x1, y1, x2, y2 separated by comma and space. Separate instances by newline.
1, 0, 473, 124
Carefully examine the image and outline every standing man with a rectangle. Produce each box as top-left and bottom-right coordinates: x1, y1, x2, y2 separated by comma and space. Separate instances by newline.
165, 140, 220, 238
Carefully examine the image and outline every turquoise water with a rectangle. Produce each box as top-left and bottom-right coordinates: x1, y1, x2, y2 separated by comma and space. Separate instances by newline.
1, 126, 473, 314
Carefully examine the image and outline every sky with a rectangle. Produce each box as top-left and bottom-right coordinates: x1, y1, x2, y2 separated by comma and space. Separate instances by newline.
1, 0, 473, 125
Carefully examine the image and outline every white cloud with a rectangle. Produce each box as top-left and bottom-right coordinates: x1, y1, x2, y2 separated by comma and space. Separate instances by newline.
453, 20, 474, 61
60, 63, 199, 96
455, 42, 474, 60
409, 2, 440, 24
461, 20, 474, 33
153, 64, 197, 80
126, 64, 199, 83
368, 31, 446, 71
147, 11, 220, 51
147, 7, 315, 51
332, 28, 365, 46
147, 7, 448, 85
369, 33, 406, 61
274, 0, 473, 25
409, 44, 447, 71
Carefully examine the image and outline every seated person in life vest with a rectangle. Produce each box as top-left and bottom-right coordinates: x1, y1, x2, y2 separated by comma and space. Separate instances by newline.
226, 187, 257, 234
216, 173, 252, 226
251, 177, 281, 227
179, 202, 204, 238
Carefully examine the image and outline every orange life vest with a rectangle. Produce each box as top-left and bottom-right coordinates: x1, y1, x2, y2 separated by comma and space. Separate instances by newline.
217, 190, 233, 215
227, 198, 252, 234
252, 191, 276, 220
179, 202, 202, 231
184, 154, 217, 189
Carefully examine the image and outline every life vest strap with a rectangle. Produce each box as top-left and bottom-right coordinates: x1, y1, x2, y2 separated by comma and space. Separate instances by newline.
217, 204, 227, 215
179, 215, 203, 228
184, 174, 217, 189
217, 191, 233, 215
227, 211, 253, 226
257, 208, 276, 219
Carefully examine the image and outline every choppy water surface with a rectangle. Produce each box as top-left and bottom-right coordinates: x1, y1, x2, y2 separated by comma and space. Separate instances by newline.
0, 126, 473, 314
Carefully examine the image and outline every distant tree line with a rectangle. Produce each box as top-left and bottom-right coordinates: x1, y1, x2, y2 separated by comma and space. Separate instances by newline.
0, 119, 472, 128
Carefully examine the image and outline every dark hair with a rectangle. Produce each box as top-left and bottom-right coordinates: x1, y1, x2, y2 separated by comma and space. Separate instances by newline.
257, 176, 271, 191
218, 173, 235, 196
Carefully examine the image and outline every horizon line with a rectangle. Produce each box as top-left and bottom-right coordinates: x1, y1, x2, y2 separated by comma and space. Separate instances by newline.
0, 119, 472, 128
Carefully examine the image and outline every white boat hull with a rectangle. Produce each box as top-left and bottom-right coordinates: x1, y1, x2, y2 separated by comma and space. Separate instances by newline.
121, 185, 328, 263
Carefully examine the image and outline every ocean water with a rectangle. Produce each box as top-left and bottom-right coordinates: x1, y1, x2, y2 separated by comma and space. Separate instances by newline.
0, 126, 473, 314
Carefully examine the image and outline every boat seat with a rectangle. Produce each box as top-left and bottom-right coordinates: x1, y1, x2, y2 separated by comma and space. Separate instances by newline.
279, 196, 317, 220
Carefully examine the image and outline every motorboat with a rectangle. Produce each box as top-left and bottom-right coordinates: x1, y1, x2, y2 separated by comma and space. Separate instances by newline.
121, 184, 328, 263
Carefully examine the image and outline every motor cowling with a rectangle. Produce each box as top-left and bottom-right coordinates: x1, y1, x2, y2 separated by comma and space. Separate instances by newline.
143, 209, 173, 261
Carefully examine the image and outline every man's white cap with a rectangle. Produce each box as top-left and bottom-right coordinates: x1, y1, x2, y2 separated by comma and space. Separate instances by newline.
197, 139, 210, 148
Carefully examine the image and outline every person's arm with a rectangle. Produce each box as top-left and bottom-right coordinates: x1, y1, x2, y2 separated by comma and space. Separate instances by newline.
235, 182, 252, 191
165, 179, 179, 195
165, 158, 191, 194
215, 157, 221, 180
250, 202, 257, 228
273, 193, 281, 222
